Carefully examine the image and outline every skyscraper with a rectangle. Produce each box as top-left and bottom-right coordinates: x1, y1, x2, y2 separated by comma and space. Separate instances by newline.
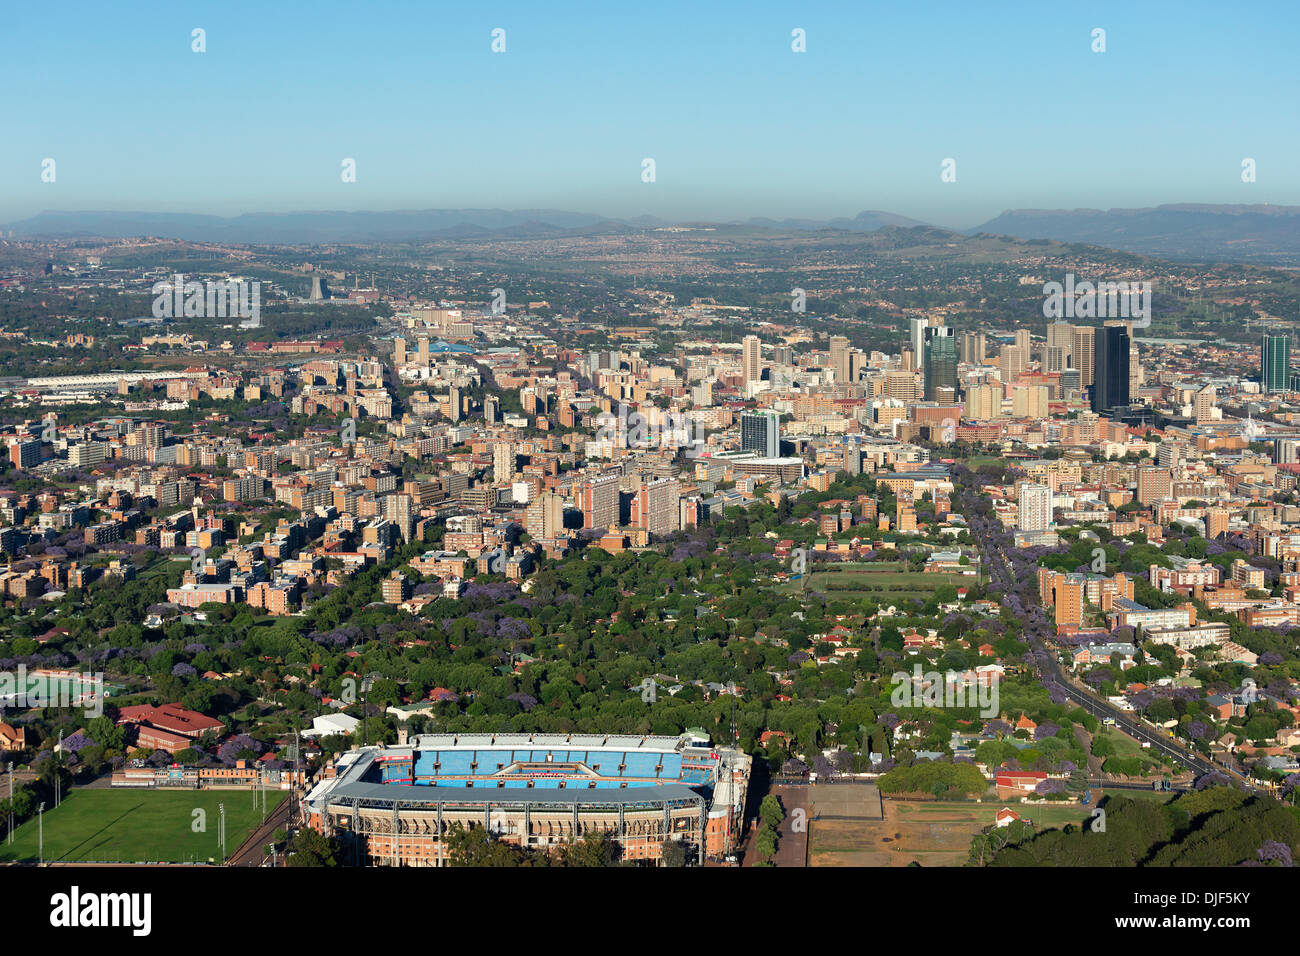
922, 327, 957, 401
742, 335, 763, 385
909, 317, 929, 372
1091, 324, 1131, 415
1072, 326, 1095, 387
999, 344, 1026, 384
1262, 334, 1290, 393
740, 411, 780, 458
958, 331, 986, 365
829, 335, 850, 383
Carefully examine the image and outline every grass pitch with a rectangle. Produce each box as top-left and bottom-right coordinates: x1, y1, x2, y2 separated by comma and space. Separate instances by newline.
0, 787, 285, 864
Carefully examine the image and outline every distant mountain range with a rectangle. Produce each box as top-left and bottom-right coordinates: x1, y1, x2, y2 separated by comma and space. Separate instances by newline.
6, 203, 1299, 265
968, 204, 1300, 266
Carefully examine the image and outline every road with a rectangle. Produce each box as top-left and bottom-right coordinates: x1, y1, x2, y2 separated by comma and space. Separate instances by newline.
226, 789, 296, 867
961, 480, 1259, 794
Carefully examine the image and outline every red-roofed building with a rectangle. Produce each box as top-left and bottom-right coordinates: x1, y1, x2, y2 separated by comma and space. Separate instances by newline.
117, 702, 224, 752
996, 770, 1048, 796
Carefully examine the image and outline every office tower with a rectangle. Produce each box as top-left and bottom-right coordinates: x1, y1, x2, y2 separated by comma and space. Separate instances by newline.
922, 327, 957, 401
1014, 329, 1032, 359
909, 317, 929, 371
417, 335, 431, 367
959, 331, 986, 365
773, 345, 794, 366
965, 383, 1003, 420
999, 344, 1026, 384
632, 478, 681, 537
1092, 324, 1131, 414
494, 442, 515, 482
1059, 368, 1082, 392
742, 335, 763, 384
1262, 334, 1290, 393
447, 386, 462, 422
829, 335, 850, 382
1046, 321, 1074, 353
842, 436, 861, 476
849, 350, 868, 384
525, 492, 565, 539
393, 336, 407, 365
1072, 326, 1095, 387
740, 411, 780, 458
579, 473, 619, 530
1045, 346, 1068, 373
484, 395, 499, 425
1017, 482, 1052, 532
901, 347, 916, 372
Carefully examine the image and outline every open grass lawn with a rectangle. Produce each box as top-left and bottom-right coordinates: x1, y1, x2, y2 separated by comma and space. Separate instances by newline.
780, 566, 977, 600
0, 788, 285, 864
1096, 728, 1171, 772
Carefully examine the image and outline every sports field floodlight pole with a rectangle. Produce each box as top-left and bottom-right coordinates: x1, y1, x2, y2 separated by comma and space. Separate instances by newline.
38, 802, 45, 865
219, 802, 226, 862
6, 762, 12, 845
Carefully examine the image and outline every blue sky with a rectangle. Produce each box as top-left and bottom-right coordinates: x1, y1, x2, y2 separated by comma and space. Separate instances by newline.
3, 0, 1297, 228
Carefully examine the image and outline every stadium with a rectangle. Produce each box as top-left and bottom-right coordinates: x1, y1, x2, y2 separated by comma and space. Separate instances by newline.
303, 730, 752, 865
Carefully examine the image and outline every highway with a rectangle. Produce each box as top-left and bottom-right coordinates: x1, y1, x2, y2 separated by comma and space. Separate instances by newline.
962, 482, 1260, 794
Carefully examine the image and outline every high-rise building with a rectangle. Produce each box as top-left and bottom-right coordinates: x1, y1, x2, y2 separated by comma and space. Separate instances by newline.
632, 478, 680, 537
1137, 467, 1171, 506
1092, 325, 1131, 415
740, 411, 780, 458
999, 345, 1026, 384
1014, 329, 1032, 359
1262, 334, 1290, 393
494, 442, 515, 482
1072, 326, 1096, 387
922, 327, 957, 401
909, 318, 929, 371
958, 331, 986, 365
742, 335, 763, 385
525, 492, 565, 539
416, 335, 431, 367
578, 473, 619, 530
1194, 385, 1217, 423
1017, 482, 1052, 532
383, 493, 416, 542
828, 335, 850, 383
965, 383, 1003, 420
842, 436, 861, 476
447, 386, 463, 422
393, 336, 407, 365
1012, 385, 1048, 419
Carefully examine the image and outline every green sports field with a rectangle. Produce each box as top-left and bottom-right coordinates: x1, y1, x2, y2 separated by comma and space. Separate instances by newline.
0, 788, 285, 864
